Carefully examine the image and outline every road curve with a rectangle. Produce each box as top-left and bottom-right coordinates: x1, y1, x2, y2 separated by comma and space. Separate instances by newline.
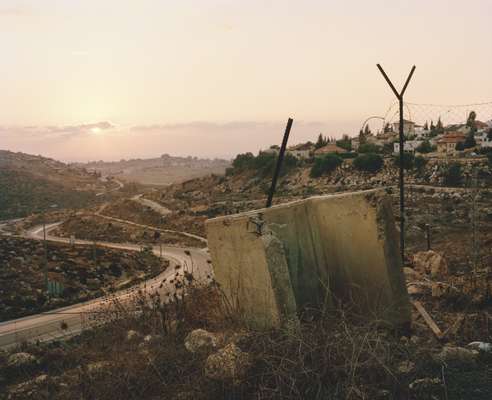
0, 223, 212, 350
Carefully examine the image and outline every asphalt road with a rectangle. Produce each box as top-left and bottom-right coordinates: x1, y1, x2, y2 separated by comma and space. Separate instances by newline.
0, 223, 212, 350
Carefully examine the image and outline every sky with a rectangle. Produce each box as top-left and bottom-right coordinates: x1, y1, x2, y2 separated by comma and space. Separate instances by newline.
1, 0, 492, 162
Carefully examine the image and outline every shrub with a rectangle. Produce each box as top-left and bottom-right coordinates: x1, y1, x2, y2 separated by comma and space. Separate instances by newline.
310, 154, 343, 178
232, 152, 255, 170
455, 142, 465, 151
393, 152, 415, 170
357, 143, 381, 154
416, 140, 434, 153
414, 155, 427, 171
338, 152, 357, 159
353, 153, 384, 173
443, 162, 463, 186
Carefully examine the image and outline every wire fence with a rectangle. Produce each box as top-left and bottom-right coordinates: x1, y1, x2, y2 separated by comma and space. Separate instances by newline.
382, 100, 492, 129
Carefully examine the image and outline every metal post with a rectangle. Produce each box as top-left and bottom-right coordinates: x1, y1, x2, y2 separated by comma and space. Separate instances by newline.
266, 118, 293, 208
376, 64, 416, 263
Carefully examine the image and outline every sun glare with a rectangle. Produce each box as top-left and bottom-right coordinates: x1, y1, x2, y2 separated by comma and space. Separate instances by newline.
90, 127, 101, 134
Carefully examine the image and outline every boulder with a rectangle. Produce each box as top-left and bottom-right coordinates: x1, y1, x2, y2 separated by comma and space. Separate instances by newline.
7, 352, 38, 369
126, 330, 140, 341
403, 267, 422, 281
434, 346, 477, 366
184, 329, 218, 354
205, 343, 251, 384
409, 377, 442, 393
413, 250, 448, 278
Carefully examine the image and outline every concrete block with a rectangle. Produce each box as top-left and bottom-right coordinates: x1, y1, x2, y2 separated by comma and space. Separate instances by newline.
205, 189, 411, 329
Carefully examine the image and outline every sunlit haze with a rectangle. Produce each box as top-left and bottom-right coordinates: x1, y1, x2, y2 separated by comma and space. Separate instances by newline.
1, 0, 492, 161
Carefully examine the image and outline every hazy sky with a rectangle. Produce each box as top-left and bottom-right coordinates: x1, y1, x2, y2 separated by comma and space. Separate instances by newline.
1, 0, 492, 161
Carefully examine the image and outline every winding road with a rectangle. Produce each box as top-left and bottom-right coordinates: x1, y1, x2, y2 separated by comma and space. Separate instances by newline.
0, 223, 212, 350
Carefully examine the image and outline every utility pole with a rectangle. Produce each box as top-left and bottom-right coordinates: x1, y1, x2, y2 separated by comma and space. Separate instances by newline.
266, 118, 293, 208
377, 64, 416, 263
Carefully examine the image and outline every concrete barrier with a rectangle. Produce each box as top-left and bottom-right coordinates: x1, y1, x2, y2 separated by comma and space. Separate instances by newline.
205, 189, 411, 329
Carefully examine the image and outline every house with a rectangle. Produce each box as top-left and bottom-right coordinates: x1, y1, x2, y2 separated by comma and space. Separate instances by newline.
436, 132, 466, 155
476, 131, 492, 149
313, 143, 348, 156
393, 140, 423, 154
286, 143, 314, 159
392, 119, 415, 136
376, 131, 398, 144
351, 137, 360, 151
263, 145, 280, 155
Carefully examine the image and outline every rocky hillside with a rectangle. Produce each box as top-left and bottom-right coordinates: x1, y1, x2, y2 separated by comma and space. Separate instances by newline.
0, 150, 115, 219
0, 236, 168, 322
81, 154, 231, 186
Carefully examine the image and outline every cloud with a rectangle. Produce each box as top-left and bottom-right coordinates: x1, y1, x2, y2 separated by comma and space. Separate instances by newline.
0, 7, 33, 17
0, 121, 116, 139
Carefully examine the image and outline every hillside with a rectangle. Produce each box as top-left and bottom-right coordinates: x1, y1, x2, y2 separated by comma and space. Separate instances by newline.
81, 154, 230, 186
0, 150, 114, 219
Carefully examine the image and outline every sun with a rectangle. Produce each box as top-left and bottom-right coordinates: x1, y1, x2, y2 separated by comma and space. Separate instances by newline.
90, 127, 102, 134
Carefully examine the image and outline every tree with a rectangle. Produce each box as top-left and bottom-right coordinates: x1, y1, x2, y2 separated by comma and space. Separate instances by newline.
414, 155, 427, 171
466, 111, 477, 131
436, 117, 444, 134
384, 123, 392, 133
336, 134, 352, 151
315, 133, 327, 149
463, 134, 476, 149
443, 162, 463, 186
455, 142, 465, 151
232, 152, 255, 170
393, 152, 415, 170
487, 128, 492, 140
353, 153, 384, 173
487, 152, 492, 167
310, 154, 342, 177
423, 121, 429, 130
416, 140, 434, 153
358, 143, 381, 154
358, 124, 371, 146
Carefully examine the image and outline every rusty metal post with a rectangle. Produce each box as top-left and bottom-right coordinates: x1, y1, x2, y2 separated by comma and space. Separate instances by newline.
266, 118, 293, 208
377, 64, 416, 263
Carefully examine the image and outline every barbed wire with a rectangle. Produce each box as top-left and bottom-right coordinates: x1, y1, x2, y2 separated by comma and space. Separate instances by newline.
380, 100, 492, 128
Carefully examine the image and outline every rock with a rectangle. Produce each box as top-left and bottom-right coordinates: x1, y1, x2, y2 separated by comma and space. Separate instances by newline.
205, 343, 251, 384
403, 267, 421, 281
434, 346, 478, 366
397, 360, 415, 374
407, 284, 424, 295
413, 250, 448, 278
184, 329, 218, 354
87, 361, 111, 373
431, 282, 447, 298
34, 374, 48, 384
467, 342, 492, 353
126, 330, 140, 341
143, 334, 159, 344
409, 377, 442, 392
7, 352, 38, 369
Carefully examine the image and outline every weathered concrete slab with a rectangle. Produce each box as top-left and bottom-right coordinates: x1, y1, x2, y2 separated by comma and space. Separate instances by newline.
205, 189, 411, 329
